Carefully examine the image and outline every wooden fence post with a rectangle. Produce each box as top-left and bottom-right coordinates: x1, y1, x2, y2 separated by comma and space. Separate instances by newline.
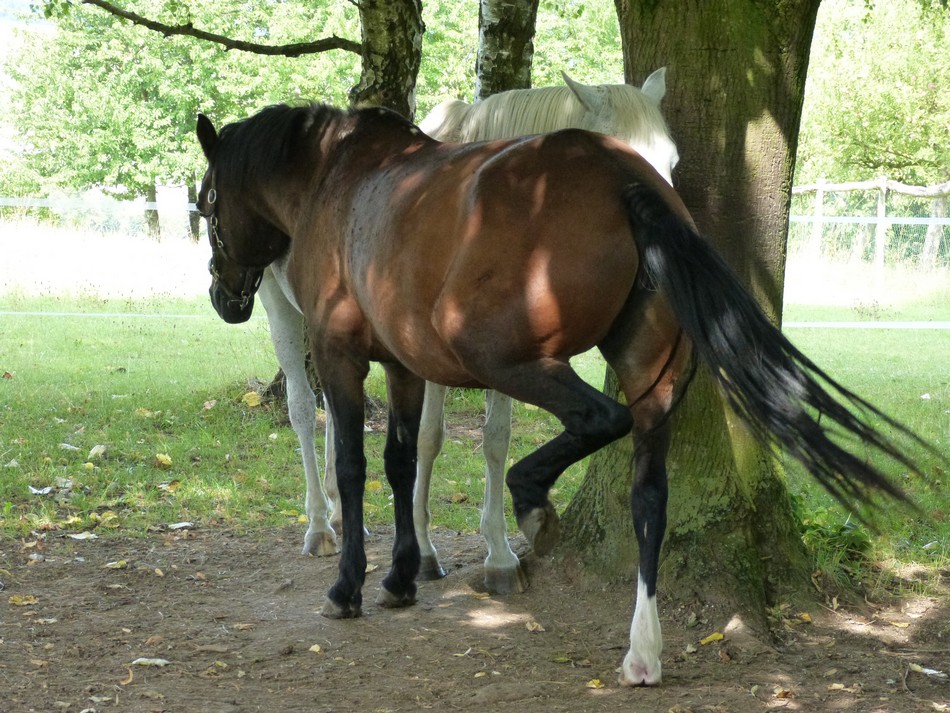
873, 176, 888, 269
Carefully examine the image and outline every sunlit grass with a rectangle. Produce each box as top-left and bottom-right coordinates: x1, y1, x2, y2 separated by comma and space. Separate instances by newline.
1, 226, 947, 583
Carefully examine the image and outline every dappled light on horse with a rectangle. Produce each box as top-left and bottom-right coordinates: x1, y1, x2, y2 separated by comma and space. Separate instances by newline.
196, 101, 928, 688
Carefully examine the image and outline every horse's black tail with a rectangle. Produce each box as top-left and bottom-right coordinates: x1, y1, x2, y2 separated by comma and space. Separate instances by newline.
624, 182, 930, 509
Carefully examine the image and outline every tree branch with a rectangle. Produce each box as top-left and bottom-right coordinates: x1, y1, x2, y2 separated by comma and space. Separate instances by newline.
80, 0, 361, 57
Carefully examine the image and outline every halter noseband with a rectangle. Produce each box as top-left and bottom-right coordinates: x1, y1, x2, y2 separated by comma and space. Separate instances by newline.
205, 181, 264, 311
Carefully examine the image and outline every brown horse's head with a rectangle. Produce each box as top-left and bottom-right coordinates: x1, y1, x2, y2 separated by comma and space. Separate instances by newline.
196, 112, 289, 323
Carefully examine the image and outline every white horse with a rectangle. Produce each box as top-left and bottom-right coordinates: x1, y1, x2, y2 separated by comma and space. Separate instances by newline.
257, 68, 679, 595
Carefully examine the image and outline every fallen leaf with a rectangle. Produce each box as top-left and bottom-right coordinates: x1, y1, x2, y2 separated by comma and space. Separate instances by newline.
308, 644, 323, 654
8, 594, 40, 606
144, 635, 164, 646
773, 687, 792, 699
241, 391, 262, 407
154, 453, 172, 469
526, 620, 545, 632
87, 444, 108, 460
119, 668, 134, 685
203, 400, 217, 410
158, 480, 180, 493
168, 522, 194, 530
154, 568, 164, 577
798, 612, 812, 623
131, 657, 171, 667
585, 679, 605, 689
67, 532, 98, 540
2, 371, 13, 379
365, 564, 379, 573
474, 671, 488, 678
103, 560, 128, 569
890, 621, 910, 628
366, 480, 384, 493
232, 623, 255, 631
699, 632, 724, 646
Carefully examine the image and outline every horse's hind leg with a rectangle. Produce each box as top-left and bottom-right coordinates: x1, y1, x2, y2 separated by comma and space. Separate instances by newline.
415, 381, 448, 580
620, 419, 670, 687
481, 390, 527, 594
376, 363, 425, 608
477, 360, 634, 556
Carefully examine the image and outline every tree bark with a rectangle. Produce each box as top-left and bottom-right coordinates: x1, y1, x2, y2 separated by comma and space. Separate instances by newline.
145, 183, 161, 241
474, 0, 540, 100
921, 195, 946, 269
563, 0, 820, 625
349, 0, 425, 119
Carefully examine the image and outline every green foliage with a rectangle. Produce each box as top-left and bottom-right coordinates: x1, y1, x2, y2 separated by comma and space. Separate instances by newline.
798, 0, 950, 184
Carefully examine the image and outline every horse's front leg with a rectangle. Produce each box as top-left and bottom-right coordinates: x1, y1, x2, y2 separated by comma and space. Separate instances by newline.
317, 356, 371, 620
377, 363, 425, 608
257, 272, 338, 557
620, 422, 670, 687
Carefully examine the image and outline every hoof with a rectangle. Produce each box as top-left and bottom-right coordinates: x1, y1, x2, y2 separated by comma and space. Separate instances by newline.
516, 503, 560, 557
484, 563, 529, 595
619, 650, 662, 687
417, 555, 448, 581
321, 596, 361, 619
376, 585, 417, 609
302, 529, 340, 557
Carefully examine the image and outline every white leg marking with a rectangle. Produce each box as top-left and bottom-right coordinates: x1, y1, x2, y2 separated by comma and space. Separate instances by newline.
620, 572, 662, 686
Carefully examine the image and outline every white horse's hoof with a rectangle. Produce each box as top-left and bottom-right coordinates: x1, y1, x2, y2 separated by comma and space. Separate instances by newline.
484, 563, 529, 595
302, 529, 340, 557
517, 503, 560, 556
418, 555, 448, 580
619, 650, 662, 687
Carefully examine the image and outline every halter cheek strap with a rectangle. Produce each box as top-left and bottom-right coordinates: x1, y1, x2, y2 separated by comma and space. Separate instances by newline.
205, 181, 264, 311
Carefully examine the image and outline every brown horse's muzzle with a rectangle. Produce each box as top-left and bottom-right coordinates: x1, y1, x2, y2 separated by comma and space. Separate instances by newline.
209, 281, 255, 324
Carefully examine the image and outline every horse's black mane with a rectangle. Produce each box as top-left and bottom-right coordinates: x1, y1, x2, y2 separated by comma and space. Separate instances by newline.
214, 103, 340, 186
213, 103, 417, 187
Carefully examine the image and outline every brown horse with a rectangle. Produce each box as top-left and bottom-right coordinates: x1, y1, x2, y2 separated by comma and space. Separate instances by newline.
196, 103, 920, 686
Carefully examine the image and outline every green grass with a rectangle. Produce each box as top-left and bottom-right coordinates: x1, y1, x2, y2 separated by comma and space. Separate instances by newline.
1, 275, 947, 584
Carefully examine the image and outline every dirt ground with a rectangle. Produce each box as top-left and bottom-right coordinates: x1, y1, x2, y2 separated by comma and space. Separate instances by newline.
1, 526, 947, 713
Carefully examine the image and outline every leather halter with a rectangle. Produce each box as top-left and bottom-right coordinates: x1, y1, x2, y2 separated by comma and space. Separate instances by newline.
204, 180, 264, 311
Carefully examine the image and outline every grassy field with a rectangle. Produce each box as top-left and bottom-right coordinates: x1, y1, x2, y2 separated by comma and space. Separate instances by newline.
1, 230, 948, 587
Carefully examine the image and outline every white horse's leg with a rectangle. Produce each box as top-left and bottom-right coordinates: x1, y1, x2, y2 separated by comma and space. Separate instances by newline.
258, 271, 338, 556
415, 380, 448, 579
620, 573, 662, 686
480, 390, 527, 594
325, 398, 341, 531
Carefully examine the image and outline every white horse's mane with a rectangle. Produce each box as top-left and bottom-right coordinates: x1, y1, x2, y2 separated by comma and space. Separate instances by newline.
418, 69, 678, 182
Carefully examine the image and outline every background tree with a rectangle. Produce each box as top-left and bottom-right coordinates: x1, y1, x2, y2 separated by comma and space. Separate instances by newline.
563, 0, 825, 627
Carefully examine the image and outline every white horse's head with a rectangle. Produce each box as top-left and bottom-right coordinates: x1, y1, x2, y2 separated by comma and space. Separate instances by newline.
561, 68, 678, 185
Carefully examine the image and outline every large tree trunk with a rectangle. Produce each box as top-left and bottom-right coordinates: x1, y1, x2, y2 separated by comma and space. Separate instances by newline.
474, 0, 540, 100
562, 0, 821, 626
266, 1, 424, 402
349, 0, 425, 119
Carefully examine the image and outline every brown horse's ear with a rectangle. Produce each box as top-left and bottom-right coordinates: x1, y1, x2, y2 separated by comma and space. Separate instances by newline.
196, 113, 218, 159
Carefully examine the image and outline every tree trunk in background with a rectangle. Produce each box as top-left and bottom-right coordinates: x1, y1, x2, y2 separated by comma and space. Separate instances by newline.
562, 0, 820, 627
266, 2, 425, 402
349, 0, 425, 119
921, 195, 946, 269
145, 183, 160, 241
474, 0, 540, 101
187, 182, 200, 242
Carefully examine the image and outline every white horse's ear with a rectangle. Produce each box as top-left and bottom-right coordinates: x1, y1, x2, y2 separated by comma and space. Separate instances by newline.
562, 71, 604, 113
640, 67, 667, 105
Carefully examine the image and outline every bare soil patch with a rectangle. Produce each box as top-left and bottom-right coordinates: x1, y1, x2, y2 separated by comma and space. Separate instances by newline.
1, 527, 947, 713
